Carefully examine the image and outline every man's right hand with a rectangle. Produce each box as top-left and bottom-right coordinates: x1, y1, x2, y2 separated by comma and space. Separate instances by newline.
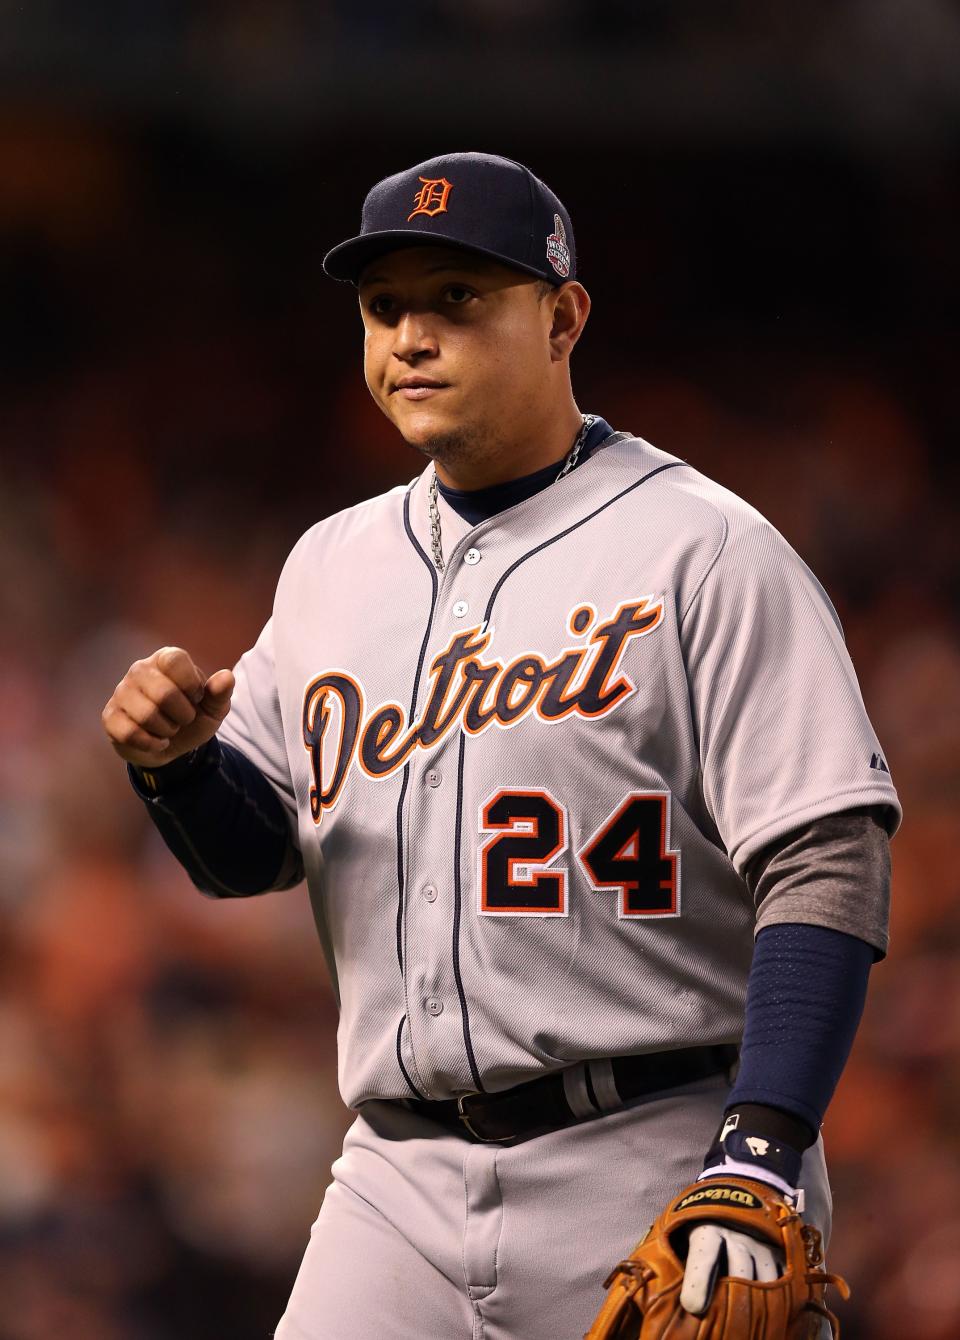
101, 646, 235, 771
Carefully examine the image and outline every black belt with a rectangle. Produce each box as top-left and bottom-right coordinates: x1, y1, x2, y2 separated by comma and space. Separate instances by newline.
405, 1043, 738, 1145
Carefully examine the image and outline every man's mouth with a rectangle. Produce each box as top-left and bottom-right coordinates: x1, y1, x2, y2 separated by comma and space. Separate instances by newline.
392, 377, 449, 400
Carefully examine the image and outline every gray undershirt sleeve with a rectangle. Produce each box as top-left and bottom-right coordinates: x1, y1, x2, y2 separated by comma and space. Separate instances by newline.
746, 804, 893, 958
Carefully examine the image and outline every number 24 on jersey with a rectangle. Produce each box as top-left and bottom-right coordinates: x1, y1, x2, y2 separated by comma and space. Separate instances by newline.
479, 789, 680, 919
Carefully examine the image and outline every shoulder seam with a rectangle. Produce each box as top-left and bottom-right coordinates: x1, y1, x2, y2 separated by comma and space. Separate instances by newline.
679, 508, 730, 624
613, 449, 739, 627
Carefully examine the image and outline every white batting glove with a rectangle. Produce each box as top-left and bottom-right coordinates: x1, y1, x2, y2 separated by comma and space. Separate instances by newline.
679, 1222, 784, 1315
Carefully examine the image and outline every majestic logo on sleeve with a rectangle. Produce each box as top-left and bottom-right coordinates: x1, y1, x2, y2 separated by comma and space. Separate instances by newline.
302, 597, 663, 824
407, 176, 453, 220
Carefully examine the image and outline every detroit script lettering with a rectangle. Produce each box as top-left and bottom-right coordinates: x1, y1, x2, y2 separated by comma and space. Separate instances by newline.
301, 596, 664, 823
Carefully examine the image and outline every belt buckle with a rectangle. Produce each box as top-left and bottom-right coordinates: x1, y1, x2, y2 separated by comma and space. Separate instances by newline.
456, 1093, 511, 1143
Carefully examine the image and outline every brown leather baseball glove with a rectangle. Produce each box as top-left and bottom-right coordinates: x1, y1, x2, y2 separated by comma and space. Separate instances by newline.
584, 1176, 850, 1339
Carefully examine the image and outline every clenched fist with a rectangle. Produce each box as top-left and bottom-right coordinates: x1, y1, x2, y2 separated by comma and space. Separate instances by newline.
101, 646, 235, 770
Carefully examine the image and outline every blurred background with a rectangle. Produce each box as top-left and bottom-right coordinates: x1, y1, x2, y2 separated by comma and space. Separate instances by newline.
1, 3, 958, 1337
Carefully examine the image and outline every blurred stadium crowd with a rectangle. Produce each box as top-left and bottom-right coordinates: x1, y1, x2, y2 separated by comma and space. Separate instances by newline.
1, 11, 959, 1337
2, 0, 959, 142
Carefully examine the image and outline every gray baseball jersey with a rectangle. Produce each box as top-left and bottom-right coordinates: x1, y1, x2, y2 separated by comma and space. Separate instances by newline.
217, 432, 901, 1109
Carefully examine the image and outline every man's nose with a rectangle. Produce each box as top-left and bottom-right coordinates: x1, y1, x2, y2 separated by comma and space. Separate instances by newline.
393, 312, 439, 362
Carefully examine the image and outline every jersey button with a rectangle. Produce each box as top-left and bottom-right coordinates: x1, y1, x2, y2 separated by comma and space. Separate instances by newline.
426, 768, 442, 788
425, 997, 444, 1016
422, 884, 438, 902
452, 599, 469, 618
464, 548, 481, 566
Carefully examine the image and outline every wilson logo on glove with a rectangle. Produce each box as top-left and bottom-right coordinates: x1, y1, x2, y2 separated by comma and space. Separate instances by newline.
675, 1184, 762, 1211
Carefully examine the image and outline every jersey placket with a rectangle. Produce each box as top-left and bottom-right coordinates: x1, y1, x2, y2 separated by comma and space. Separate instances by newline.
399, 521, 494, 1099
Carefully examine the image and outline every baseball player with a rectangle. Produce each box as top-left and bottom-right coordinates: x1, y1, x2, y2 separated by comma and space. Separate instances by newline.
102, 152, 900, 1339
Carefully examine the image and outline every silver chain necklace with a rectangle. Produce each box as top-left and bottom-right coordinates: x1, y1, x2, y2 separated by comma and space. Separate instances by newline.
428, 414, 596, 573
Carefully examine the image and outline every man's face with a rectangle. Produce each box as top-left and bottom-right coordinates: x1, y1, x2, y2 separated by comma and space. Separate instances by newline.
358, 245, 556, 465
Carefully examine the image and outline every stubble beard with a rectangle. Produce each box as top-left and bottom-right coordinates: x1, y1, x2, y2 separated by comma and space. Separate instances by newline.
401, 417, 500, 474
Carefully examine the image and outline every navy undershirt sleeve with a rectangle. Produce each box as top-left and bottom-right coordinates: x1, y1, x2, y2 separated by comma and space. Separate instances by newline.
727, 921, 874, 1138
129, 737, 301, 897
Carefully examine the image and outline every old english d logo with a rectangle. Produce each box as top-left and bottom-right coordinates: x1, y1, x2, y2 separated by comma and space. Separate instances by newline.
408, 176, 453, 221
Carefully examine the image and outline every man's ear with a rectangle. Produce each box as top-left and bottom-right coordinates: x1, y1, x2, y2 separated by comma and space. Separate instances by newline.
548, 282, 591, 362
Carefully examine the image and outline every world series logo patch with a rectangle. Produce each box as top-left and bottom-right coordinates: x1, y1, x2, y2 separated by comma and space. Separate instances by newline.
546, 214, 571, 278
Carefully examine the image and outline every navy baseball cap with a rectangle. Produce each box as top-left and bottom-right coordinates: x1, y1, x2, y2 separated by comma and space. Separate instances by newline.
322, 151, 576, 287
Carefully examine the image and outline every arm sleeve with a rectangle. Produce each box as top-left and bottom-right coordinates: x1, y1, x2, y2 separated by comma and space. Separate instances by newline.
681, 512, 901, 883
747, 803, 892, 957
726, 920, 873, 1138
710, 804, 892, 1144
129, 737, 303, 896
130, 614, 304, 897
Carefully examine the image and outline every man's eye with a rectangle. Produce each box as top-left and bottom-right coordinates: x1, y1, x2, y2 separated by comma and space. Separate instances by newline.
370, 295, 395, 316
444, 286, 474, 304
